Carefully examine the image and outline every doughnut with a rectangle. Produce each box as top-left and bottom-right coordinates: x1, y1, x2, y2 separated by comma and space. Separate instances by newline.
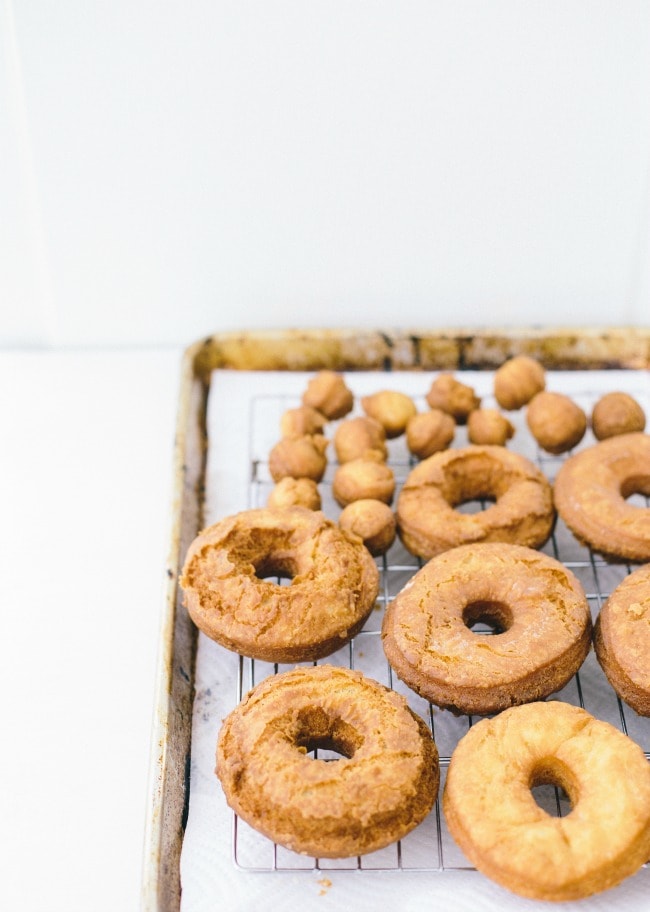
216, 664, 439, 858
526, 391, 587, 454
396, 445, 555, 560
425, 373, 480, 423
338, 499, 396, 556
382, 543, 591, 715
267, 477, 321, 511
494, 354, 545, 410
467, 408, 514, 446
333, 416, 387, 463
180, 507, 378, 662
406, 409, 455, 459
594, 563, 650, 715
268, 434, 328, 483
302, 370, 353, 420
332, 456, 395, 507
280, 405, 327, 438
592, 391, 646, 440
443, 701, 650, 901
361, 390, 417, 439
554, 432, 650, 562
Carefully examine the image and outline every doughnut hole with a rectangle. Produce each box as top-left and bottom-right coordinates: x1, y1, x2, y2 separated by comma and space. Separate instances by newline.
526, 392, 587, 455
332, 457, 396, 507
529, 757, 579, 818
294, 706, 364, 761
462, 600, 513, 636
253, 551, 300, 584
591, 392, 646, 440
338, 499, 396, 556
620, 472, 650, 500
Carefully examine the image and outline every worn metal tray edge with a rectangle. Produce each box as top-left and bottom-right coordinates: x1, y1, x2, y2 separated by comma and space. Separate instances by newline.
141, 325, 650, 912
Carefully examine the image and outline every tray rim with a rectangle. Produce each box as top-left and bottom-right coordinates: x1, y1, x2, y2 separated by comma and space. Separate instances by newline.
141, 325, 650, 912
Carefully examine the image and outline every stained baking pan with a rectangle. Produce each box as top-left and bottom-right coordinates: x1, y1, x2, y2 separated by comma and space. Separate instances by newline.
141, 326, 650, 912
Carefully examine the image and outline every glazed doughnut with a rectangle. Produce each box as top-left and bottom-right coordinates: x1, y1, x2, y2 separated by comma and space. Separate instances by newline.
443, 701, 650, 901
396, 445, 555, 560
180, 507, 378, 662
217, 664, 439, 858
382, 543, 591, 715
594, 563, 650, 715
554, 432, 650, 562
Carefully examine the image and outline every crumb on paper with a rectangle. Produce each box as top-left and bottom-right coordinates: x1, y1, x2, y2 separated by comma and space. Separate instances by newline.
317, 877, 332, 896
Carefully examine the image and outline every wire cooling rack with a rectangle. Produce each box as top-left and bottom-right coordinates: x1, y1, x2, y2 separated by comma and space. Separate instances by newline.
225, 379, 650, 875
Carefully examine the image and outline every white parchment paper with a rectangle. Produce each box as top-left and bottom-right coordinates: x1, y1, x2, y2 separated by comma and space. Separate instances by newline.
180, 368, 650, 912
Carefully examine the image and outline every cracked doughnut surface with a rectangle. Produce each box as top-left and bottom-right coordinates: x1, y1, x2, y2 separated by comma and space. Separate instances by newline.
443, 701, 650, 901
594, 563, 650, 715
217, 664, 439, 858
382, 543, 591, 715
554, 432, 650, 562
396, 445, 555, 560
180, 507, 378, 662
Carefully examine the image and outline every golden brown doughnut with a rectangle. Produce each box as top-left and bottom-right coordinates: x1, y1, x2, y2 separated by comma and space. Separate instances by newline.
526, 391, 587, 454
467, 408, 514, 446
333, 416, 387, 463
268, 434, 328, 483
406, 409, 455, 459
425, 373, 480, 423
361, 390, 417, 439
302, 370, 353, 420
594, 563, 650, 715
217, 664, 439, 858
338, 499, 396, 556
443, 701, 650, 901
280, 405, 327, 438
180, 507, 378, 662
396, 445, 555, 560
382, 543, 591, 715
267, 476, 321, 511
554, 432, 650, 562
332, 456, 395, 507
592, 391, 646, 440
494, 354, 545, 410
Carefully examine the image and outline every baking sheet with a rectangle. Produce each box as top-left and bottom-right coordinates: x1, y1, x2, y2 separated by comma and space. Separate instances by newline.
179, 367, 650, 912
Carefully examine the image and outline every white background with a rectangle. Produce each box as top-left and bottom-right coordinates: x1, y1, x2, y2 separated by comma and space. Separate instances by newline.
1, 4, 650, 912
2, 1, 650, 348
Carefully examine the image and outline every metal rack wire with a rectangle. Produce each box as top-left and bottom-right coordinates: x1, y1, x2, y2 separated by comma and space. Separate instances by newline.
229, 384, 649, 874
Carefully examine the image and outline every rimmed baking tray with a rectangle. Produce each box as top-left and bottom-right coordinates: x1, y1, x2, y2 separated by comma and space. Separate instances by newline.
141, 326, 650, 912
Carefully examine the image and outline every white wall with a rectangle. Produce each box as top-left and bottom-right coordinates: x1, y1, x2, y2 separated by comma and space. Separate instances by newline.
2, 1, 649, 348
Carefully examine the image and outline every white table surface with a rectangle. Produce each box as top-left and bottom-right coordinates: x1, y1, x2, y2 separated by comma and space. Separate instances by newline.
0, 346, 184, 912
